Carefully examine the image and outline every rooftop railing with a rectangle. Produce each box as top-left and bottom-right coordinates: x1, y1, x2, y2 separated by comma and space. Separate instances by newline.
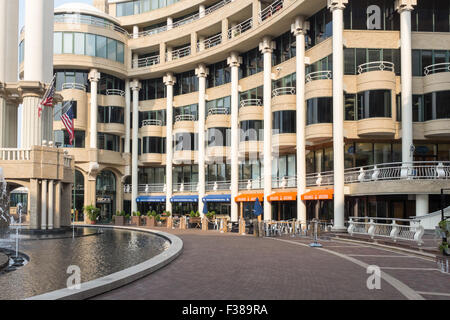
357, 61, 395, 74
259, 0, 284, 23
228, 18, 253, 39
306, 70, 333, 82
424, 62, 450, 76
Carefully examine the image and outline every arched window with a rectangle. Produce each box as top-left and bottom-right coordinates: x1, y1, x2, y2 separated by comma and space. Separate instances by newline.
96, 170, 116, 193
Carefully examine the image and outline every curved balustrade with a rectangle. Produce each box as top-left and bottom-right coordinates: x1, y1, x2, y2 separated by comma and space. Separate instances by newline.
134, 55, 160, 68
306, 161, 450, 187
208, 108, 229, 116
106, 89, 125, 96
228, 18, 253, 39
357, 61, 395, 74
54, 14, 128, 35
424, 62, 450, 76
272, 87, 296, 97
197, 34, 222, 51
306, 70, 332, 82
347, 217, 425, 245
175, 114, 195, 122
141, 119, 163, 127
259, 0, 284, 22
240, 99, 263, 108
62, 83, 86, 91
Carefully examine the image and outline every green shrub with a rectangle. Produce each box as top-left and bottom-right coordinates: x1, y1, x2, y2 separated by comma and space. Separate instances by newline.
84, 205, 100, 222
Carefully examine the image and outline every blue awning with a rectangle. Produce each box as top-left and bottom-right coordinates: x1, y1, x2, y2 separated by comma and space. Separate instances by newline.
136, 196, 166, 203
170, 195, 199, 203
203, 194, 231, 203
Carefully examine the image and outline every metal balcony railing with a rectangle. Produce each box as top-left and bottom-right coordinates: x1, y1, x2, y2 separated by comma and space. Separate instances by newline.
54, 14, 128, 36
306, 70, 333, 82
169, 46, 191, 60
133, 55, 160, 68
208, 108, 230, 116
173, 182, 198, 192
240, 99, 263, 108
306, 161, 450, 187
272, 87, 296, 97
272, 176, 297, 189
259, 0, 284, 22
175, 114, 196, 122
106, 89, 125, 96
197, 34, 222, 51
228, 18, 253, 39
62, 83, 86, 91
424, 62, 450, 76
238, 178, 264, 190
206, 181, 231, 191
357, 61, 395, 74
141, 119, 163, 127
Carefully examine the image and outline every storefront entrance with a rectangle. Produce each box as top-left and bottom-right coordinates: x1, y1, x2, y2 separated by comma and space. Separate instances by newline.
96, 170, 116, 223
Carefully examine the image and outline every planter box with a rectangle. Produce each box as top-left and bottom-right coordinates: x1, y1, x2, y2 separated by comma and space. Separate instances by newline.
131, 216, 142, 226
115, 216, 125, 226
144, 216, 155, 227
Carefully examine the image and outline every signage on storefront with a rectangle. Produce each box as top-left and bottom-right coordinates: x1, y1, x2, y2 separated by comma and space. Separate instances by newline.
97, 197, 111, 204
367, 5, 381, 30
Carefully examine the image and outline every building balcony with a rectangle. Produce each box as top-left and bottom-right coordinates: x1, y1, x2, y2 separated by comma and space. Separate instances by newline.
97, 123, 125, 136
133, 55, 160, 69
173, 182, 198, 193
239, 140, 264, 155
357, 118, 396, 137
272, 87, 296, 112
306, 123, 333, 142
238, 178, 264, 191
227, 18, 253, 39
61, 83, 86, 92
139, 153, 164, 165
259, 0, 284, 23
139, 120, 165, 137
197, 34, 222, 52
424, 119, 450, 137
206, 108, 230, 129
272, 133, 296, 153
206, 181, 231, 192
423, 63, 450, 93
272, 176, 297, 189
173, 150, 197, 164
205, 146, 230, 162
305, 71, 332, 100
356, 61, 396, 92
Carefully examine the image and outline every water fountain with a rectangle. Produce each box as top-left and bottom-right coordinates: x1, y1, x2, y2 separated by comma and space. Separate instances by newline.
0, 168, 9, 231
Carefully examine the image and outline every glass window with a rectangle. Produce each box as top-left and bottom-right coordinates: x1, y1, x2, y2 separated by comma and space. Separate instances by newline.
240, 120, 264, 141
273, 110, 296, 134
117, 42, 124, 63
86, 34, 96, 56
355, 143, 373, 167
54, 32, 62, 54
438, 144, 450, 161
63, 32, 73, 54
107, 38, 117, 61
96, 35, 107, 59
374, 143, 392, 164
357, 90, 392, 119
74, 33, 85, 55
307, 97, 333, 124
424, 91, 450, 120
344, 94, 356, 120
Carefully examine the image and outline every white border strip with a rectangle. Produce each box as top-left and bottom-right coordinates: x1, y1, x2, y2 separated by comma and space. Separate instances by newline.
26, 225, 183, 300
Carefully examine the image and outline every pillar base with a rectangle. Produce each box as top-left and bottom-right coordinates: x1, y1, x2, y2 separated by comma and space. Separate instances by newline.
331, 226, 347, 233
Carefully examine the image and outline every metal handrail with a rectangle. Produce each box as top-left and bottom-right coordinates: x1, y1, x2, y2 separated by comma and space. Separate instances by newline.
306, 70, 333, 82
170, 46, 191, 60
175, 114, 195, 122
137, 25, 168, 38
54, 14, 128, 36
240, 99, 263, 108
141, 119, 163, 127
208, 108, 230, 116
133, 55, 160, 68
206, 181, 231, 191
238, 178, 264, 190
272, 87, 296, 97
272, 176, 297, 189
173, 182, 198, 192
357, 61, 395, 74
424, 62, 450, 76
259, 0, 284, 22
138, 184, 166, 194
197, 33, 222, 51
228, 18, 253, 39
306, 161, 450, 187
62, 83, 86, 91
106, 89, 125, 96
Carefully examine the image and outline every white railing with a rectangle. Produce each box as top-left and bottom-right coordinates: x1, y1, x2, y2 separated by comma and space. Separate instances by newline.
137, 25, 168, 38
62, 83, 86, 91
272, 176, 297, 189
173, 182, 198, 192
240, 99, 263, 108
0, 149, 31, 161
238, 178, 264, 190
424, 62, 450, 76
133, 55, 160, 68
106, 89, 125, 96
197, 33, 222, 51
141, 119, 163, 127
306, 161, 450, 187
347, 217, 425, 245
170, 46, 191, 60
208, 108, 230, 116
259, 0, 284, 22
272, 87, 296, 97
206, 181, 231, 191
175, 114, 195, 122
139, 184, 166, 194
306, 70, 333, 82
54, 14, 128, 36
357, 61, 395, 74
228, 18, 253, 39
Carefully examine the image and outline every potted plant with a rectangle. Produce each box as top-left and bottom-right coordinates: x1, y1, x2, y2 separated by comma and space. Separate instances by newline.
125, 214, 131, 224
131, 211, 142, 226
189, 210, 201, 227
206, 211, 216, 229
84, 205, 100, 225
144, 211, 156, 227
115, 210, 125, 226
436, 220, 450, 256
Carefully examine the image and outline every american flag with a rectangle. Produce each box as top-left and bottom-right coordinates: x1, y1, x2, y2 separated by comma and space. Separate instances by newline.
61, 101, 75, 145
38, 75, 56, 117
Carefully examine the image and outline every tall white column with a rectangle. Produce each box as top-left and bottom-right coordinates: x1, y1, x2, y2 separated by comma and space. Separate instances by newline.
396, 0, 415, 164
5, 0, 19, 83
0, 0, 6, 83
48, 180, 54, 230
259, 37, 276, 221
131, 80, 141, 214
199, 5, 206, 18
22, 0, 54, 149
89, 70, 101, 149
125, 79, 131, 154
329, 0, 347, 232
133, 25, 139, 39
41, 179, 47, 230
164, 73, 176, 213
416, 194, 429, 217
228, 53, 242, 223
292, 17, 309, 225
196, 64, 209, 216
167, 17, 173, 30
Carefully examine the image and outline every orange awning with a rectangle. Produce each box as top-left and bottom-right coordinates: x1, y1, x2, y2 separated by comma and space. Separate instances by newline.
301, 189, 334, 201
268, 192, 297, 202
235, 193, 264, 203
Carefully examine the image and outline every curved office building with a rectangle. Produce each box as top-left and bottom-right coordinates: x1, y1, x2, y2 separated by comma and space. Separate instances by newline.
18, 0, 450, 227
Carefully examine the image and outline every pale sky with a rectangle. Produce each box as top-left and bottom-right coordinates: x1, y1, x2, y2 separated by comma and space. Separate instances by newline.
18, 0, 94, 146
